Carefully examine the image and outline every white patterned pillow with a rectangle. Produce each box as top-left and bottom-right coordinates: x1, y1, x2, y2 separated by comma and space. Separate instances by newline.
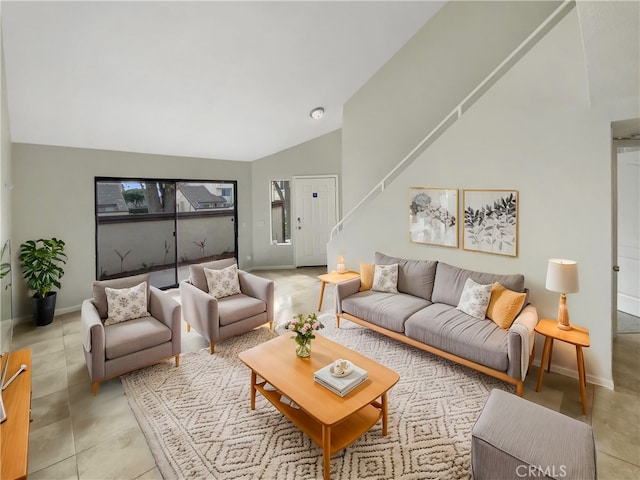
372, 264, 399, 294
204, 264, 241, 299
104, 281, 150, 326
456, 278, 493, 320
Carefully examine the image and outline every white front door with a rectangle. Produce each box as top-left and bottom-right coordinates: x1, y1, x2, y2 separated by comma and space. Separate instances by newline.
292, 175, 338, 267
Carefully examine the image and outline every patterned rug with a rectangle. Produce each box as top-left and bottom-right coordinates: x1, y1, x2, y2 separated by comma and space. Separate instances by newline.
121, 316, 512, 479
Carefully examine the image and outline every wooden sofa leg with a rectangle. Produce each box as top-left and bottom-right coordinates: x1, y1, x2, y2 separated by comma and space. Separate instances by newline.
336, 315, 341, 329
93, 382, 99, 397
268, 321, 273, 330
186, 323, 191, 332
516, 380, 523, 397
209, 343, 215, 354
175, 355, 180, 367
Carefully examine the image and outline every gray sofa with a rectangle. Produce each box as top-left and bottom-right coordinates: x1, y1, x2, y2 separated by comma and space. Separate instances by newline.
336, 252, 538, 395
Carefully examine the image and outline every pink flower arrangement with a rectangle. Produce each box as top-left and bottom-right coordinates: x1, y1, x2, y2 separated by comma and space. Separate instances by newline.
287, 313, 325, 346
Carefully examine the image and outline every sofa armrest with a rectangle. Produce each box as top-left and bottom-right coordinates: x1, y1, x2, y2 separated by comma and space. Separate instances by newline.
81, 299, 106, 382
149, 286, 182, 355
180, 280, 220, 343
238, 270, 274, 322
336, 278, 362, 314
507, 304, 539, 380
81, 299, 104, 353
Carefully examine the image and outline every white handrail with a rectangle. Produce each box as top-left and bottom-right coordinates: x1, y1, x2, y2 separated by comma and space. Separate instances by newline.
330, 0, 574, 240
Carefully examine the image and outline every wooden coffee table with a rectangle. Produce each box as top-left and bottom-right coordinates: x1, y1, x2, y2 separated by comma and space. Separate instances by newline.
238, 334, 399, 480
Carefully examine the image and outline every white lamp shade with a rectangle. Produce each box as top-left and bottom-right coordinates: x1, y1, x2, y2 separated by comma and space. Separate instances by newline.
545, 259, 579, 294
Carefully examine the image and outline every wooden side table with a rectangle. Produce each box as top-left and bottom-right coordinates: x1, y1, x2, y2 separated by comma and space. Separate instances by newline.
535, 318, 590, 415
316, 270, 360, 311
1, 348, 32, 480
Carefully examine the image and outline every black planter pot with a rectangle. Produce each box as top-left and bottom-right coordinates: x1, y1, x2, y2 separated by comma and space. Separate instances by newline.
32, 291, 57, 327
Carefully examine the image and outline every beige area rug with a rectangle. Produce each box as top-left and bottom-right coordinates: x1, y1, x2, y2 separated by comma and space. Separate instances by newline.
121, 316, 512, 479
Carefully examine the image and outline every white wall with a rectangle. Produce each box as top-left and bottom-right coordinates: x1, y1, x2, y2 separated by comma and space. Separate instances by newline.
617, 146, 640, 317
1, 22, 13, 347
251, 130, 341, 268
11, 144, 252, 318
330, 10, 634, 388
341, 0, 561, 212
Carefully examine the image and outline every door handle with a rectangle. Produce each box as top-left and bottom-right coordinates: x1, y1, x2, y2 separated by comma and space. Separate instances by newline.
613, 265, 620, 272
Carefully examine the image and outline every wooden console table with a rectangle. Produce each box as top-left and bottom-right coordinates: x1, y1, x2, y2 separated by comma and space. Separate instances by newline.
1, 349, 32, 480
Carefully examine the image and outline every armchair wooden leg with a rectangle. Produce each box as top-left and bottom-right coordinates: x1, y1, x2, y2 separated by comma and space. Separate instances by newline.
209, 343, 215, 354
336, 315, 341, 329
186, 323, 191, 332
93, 382, 99, 396
175, 355, 180, 367
268, 321, 273, 330
516, 380, 523, 397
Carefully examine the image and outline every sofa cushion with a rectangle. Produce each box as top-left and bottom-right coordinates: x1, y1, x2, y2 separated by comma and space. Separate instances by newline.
217, 293, 267, 326
405, 303, 509, 371
374, 252, 438, 300
105, 315, 172, 360
104, 281, 150, 326
487, 283, 527, 330
359, 262, 375, 291
431, 262, 525, 307
456, 278, 493, 320
341, 290, 431, 333
92, 273, 151, 320
372, 264, 398, 293
204, 264, 241, 298
189, 258, 237, 292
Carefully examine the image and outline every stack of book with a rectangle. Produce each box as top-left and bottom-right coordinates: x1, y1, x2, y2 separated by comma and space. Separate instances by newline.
314, 362, 368, 397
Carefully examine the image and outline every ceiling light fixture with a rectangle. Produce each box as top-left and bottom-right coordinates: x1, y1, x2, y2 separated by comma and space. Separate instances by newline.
310, 107, 324, 119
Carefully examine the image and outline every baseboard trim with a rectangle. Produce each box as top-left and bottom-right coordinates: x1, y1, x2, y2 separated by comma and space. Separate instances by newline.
13, 304, 82, 326
248, 265, 296, 271
531, 359, 614, 390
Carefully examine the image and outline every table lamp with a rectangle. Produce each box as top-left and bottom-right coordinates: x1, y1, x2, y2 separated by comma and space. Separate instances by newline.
336, 256, 346, 273
545, 259, 579, 331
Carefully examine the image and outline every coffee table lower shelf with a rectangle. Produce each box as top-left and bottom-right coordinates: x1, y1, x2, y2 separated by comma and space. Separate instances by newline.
255, 382, 382, 455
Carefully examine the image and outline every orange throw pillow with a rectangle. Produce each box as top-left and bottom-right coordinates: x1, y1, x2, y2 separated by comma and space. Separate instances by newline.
359, 262, 375, 291
486, 283, 527, 330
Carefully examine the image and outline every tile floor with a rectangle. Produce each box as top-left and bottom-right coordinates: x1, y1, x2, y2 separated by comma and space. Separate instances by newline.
10, 267, 640, 479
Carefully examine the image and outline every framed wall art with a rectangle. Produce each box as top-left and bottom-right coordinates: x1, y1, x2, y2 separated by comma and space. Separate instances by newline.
463, 190, 518, 256
409, 187, 458, 248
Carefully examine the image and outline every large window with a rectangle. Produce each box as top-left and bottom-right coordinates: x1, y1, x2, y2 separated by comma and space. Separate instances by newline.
95, 178, 238, 288
270, 180, 291, 244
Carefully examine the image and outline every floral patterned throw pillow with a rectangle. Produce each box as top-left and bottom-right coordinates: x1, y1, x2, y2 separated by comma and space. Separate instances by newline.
104, 281, 150, 326
456, 278, 493, 320
204, 264, 241, 299
372, 263, 399, 294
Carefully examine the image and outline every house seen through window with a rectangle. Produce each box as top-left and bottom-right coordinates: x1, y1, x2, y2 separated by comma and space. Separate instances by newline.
95, 178, 238, 288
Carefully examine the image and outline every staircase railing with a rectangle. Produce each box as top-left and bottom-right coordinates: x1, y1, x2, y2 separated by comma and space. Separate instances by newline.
330, 0, 574, 240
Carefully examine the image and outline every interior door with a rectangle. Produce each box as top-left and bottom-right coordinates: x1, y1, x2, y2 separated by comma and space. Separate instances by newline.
293, 176, 338, 267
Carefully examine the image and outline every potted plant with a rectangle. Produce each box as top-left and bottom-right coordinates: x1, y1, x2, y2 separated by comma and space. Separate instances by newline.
18, 238, 67, 326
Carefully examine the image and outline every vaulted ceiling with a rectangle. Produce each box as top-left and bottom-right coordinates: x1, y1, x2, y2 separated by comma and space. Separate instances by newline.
2, 1, 638, 162
1, 1, 444, 161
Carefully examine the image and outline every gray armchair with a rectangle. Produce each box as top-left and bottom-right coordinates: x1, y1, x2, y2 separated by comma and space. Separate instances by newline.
180, 258, 274, 354
81, 273, 181, 395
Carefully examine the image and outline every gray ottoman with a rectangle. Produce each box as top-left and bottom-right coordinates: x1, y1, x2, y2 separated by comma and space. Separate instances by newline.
471, 389, 596, 479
